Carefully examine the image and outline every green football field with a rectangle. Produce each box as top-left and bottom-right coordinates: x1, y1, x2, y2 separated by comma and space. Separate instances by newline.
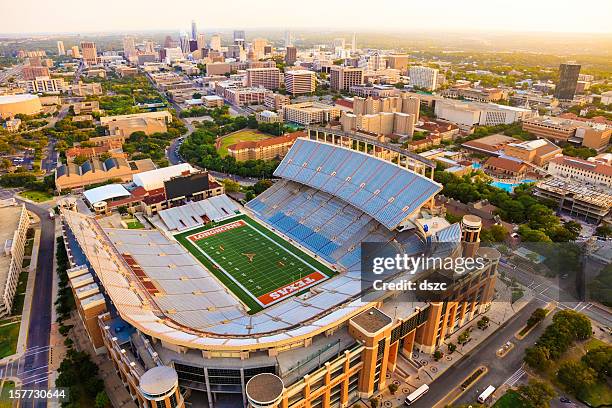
174, 215, 336, 313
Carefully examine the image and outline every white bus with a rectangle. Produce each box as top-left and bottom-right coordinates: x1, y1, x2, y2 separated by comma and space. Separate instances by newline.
477, 385, 496, 403
405, 384, 429, 405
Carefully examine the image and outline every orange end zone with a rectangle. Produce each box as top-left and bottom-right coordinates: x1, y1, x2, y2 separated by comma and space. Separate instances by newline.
257, 271, 327, 305
188, 220, 246, 241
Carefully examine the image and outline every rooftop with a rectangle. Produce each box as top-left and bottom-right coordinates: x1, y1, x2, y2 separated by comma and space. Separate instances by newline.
350, 307, 392, 334
0, 94, 39, 104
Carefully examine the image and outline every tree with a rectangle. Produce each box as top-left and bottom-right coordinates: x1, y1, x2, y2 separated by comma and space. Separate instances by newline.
581, 345, 612, 379
524, 346, 551, 370
516, 379, 555, 408
477, 316, 490, 330
458, 331, 470, 344
557, 361, 597, 395
433, 350, 443, 361
388, 383, 399, 394
595, 225, 612, 238
253, 179, 273, 194
447, 342, 457, 353
369, 397, 379, 408
527, 308, 547, 328
222, 179, 241, 193
95, 391, 111, 408
72, 154, 89, 166
193, 92, 202, 99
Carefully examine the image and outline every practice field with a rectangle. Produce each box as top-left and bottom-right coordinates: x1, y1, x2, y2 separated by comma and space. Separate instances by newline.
217, 130, 272, 157
174, 215, 337, 313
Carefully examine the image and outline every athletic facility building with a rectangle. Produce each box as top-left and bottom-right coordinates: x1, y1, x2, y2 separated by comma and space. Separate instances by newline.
60, 128, 499, 408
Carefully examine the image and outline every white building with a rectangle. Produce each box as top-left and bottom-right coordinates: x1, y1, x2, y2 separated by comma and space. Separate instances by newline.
434, 100, 534, 129
284, 70, 316, 95
164, 47, 184, 64
601, 91, 612, 105
409, 66, 439, 91
18, 76, 66, 93
547, 156, 612, 190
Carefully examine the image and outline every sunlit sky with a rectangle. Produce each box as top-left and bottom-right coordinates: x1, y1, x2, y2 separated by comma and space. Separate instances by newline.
3, 0, 612, 34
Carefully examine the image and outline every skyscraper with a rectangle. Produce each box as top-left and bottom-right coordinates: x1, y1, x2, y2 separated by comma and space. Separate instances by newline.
210, 34, 221, 51
197, 34, 206, 51
57, 41, 65, 56
123, 36, 136, 59
191, 20, 197, 40
144, 40, 155, 54
179, 32, 190, 54
554, 63, 581, 101
233, 30, 245, 42
285, 30, 292, 47
80, 41, 97, 66
285, 46, 297, 65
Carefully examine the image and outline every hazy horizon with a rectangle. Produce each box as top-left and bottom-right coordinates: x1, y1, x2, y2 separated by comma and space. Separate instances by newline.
3, 0, 612, 35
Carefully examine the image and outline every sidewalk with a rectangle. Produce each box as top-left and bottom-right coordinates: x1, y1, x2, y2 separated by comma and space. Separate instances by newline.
0, 216, 41, 367
363, 280, 533, 407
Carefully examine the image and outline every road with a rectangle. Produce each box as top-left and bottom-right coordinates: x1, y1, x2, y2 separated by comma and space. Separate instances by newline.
0, 199, 56, 408
412, 298, 550, 408
502, 261, 612, 328
0, 63, 24, 84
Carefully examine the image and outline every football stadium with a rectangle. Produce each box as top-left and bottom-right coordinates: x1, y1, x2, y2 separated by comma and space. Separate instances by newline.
60, 127, 500, 408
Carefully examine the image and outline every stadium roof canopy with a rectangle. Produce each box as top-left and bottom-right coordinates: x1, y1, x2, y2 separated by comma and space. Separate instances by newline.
83, 184, 131, 204
274, 138, 442, 230
133, 163, 195, 191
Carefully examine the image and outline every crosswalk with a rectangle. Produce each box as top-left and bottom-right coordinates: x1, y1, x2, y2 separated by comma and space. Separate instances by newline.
504, 367, 525, 387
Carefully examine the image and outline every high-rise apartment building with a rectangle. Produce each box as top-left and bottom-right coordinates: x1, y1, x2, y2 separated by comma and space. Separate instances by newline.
387, 54, 409, 71
209, 34, 221, 51
57, 41, 65, 56
285, 70, 316, 95
143, 40, 155, 54
71, 45, 81, 58
409, 66, 438, 91
285, 46, 297, 66
330, 66, 364, 91
554, 63, 581, 101
251, 38, 267, 59
196, 34, 206, 51
80, 41, 98, 66
123, 36, 136, 59
246, 67, 281, 90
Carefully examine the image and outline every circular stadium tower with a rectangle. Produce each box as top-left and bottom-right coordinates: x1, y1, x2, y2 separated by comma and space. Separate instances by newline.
246, 373, 284, 408
138, 366, 182, 407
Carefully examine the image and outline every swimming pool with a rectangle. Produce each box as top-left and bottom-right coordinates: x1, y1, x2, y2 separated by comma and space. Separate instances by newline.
490, 179, 535, 193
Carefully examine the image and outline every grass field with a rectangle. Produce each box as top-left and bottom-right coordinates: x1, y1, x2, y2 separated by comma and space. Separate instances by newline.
175, 215, 336, 313
493, 390, 529, 408
217, 130, 271, 157
19, 190, 54, 203
0, 320, 20, 359
0, 381, 15, 408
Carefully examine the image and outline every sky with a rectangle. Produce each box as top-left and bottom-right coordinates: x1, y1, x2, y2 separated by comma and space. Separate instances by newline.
2, 0, 612, 34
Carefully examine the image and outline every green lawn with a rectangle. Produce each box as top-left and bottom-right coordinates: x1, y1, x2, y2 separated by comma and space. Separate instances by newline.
493, 390, 529, 408
10, 271, 28, 315
175, 214, 336, 313
0, 381, 15, 408
217, 130, 272, 157
0, 321, 20, 359
126, 219, 145, 229
19, 190, 54, 203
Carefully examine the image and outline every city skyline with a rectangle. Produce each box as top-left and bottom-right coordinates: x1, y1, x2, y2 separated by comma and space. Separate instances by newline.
2, 0, 612, 34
